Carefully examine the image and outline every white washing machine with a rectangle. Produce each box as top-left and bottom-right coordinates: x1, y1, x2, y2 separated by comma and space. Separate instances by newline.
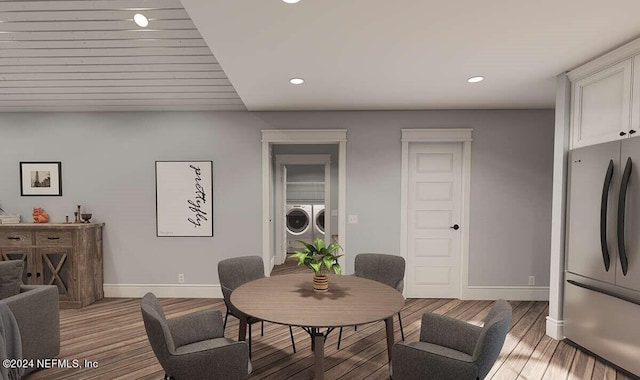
313, 204, 325, 237
286, 204, 313, 252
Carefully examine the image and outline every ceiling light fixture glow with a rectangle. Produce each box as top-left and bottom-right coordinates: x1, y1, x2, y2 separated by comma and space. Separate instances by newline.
134, 13, 149, 27
290, 78, 304, 85
283, 0, 301, 3
467, 76, 484, 83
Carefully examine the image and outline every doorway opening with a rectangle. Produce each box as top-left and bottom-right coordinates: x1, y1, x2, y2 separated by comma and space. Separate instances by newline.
261, 130, 347, 276
274, 156, 331, 268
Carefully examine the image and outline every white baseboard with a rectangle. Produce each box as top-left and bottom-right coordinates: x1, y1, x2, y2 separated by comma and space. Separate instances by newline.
546, 316, 565, 340
103, 284, 222, 299
462, 286, 550, 301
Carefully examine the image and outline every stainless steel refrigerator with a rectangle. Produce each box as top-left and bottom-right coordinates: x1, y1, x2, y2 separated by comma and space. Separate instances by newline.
564, 137, 640, 376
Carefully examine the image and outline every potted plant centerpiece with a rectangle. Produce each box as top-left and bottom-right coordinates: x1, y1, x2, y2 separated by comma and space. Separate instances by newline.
289, 237, 343, 292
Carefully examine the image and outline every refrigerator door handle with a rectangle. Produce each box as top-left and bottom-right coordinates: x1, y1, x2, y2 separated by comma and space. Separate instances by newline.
617, 157, 632, 276
567, 279, 640, 306
600, 160, 614, 271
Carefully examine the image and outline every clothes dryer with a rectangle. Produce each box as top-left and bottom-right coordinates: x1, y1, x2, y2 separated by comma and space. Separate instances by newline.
313, 204, 325, 237
286, 204, 313, 253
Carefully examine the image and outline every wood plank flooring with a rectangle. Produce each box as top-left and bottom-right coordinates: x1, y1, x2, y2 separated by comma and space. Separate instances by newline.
27, 261, 637, 380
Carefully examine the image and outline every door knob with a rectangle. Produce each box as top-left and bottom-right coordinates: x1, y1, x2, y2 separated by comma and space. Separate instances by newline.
620, 131, 627, 136
630, 130, 636, 135
450, 224, 460, 230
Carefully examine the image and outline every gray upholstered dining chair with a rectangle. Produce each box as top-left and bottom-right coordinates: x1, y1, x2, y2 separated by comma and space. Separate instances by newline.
140, 292, 251, 380
217, 256, 296, 356
337, 253, 406, 349
390, 299, 512, 380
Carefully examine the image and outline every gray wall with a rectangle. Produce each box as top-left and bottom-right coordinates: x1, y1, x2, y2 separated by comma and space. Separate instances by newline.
285, 165, 325, 183
0, 109, 554, 287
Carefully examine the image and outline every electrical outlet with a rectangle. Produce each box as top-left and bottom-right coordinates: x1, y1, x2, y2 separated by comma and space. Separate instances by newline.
528, 276, 535, 286
178, 273, 185, 284
348, 215, 358, 224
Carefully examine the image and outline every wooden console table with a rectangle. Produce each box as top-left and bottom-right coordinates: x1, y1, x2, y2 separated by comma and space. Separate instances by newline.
0, 223, 104, 308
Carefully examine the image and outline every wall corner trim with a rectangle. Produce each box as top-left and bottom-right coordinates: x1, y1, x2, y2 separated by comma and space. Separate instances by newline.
545, 316, 565, 340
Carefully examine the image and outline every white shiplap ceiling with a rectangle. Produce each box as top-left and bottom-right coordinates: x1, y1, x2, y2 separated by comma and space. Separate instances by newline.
0, 0, 246, 112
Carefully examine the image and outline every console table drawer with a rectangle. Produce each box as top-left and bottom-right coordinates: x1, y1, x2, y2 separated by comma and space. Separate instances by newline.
35, 231, 72, 246
0, 231, 32, 246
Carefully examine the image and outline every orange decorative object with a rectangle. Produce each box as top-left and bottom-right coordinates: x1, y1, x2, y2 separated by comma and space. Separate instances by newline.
32, 208, 49, 223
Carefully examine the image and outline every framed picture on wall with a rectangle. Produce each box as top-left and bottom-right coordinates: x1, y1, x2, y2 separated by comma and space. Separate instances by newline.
20, 161, 62, 196
155, 161, 213, 237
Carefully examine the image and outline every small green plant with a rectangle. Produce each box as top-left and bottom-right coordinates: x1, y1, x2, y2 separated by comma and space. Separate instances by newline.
289, 237, 343, 275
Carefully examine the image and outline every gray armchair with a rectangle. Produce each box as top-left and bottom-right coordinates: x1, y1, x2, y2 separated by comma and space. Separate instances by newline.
390, 299, 512, 380
218, 256, 296, 356
337, 253, 406, 348
4, 285, 60, 377
141, 292, 251, 380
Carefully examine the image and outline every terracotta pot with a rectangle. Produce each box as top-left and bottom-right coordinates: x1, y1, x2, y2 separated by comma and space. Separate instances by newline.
313, 274, 329, 292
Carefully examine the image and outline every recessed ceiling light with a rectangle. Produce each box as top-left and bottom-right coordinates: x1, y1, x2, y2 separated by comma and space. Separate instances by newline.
134, 14, 149, 27
283, 0, 301, 3
290, 78, 304, 85
467, 76, 484, 83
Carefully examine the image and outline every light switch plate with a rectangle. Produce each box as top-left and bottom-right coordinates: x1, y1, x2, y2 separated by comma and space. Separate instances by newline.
348, 215, 358, 224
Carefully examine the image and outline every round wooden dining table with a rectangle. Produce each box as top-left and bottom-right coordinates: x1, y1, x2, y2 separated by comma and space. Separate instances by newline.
231, 273, 405, 380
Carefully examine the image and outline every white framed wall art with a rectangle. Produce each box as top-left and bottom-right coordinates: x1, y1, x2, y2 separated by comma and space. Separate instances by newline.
155, 161, 213, 237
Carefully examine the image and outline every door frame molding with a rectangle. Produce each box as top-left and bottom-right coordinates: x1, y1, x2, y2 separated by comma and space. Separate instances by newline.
400, 129, 472, 299
274, 154, 331, 265
262, 129, 347, 276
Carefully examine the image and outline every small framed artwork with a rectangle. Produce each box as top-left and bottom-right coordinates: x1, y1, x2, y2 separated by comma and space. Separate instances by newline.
20, 162, 62, 196
156, 161, 213, 237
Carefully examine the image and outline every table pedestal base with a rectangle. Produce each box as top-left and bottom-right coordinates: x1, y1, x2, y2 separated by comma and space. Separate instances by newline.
301, 327, 335, 351
313, 329, 325, 380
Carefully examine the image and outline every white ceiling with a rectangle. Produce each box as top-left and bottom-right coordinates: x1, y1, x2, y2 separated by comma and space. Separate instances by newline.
181, 0, 640, 111
2, 1, 640, 112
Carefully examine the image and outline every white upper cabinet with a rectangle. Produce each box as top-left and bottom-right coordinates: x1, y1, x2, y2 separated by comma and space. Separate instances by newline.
570, 58, 632, 149
632, 55, 640, 138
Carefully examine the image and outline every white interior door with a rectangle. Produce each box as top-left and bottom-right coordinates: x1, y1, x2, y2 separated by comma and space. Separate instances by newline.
407, 142, 463, 298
